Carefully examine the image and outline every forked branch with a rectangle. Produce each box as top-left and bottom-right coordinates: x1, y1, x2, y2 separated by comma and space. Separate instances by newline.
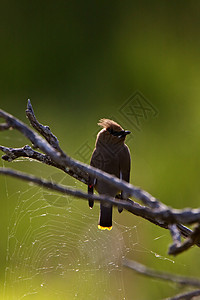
1, 101, 200, 257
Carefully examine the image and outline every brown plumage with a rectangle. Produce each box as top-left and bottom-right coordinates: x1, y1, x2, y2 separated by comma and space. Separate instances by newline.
98, 118, 123, 131
88, 118, 131, 230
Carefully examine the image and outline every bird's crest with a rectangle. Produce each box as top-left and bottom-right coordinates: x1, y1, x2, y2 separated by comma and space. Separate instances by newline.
98, 119, 123, 132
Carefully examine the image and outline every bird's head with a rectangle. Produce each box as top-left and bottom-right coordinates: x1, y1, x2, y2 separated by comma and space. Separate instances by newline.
96, 119, 131, 145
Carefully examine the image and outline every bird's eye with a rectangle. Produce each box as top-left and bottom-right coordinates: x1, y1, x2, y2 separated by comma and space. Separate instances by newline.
107, 128, 125, 137
107, 128, 114, 134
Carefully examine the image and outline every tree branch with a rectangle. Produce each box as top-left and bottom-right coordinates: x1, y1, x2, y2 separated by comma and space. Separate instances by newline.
166, 289, 200, 300
26, 99, 63, 152
1, 100, 200, 256
124, 259, 200, 300
0, 167, 129, 206
168, 224, 200, 255
0, 145, 88, 184
123, 259, 200, 287
0, 166, 200, 251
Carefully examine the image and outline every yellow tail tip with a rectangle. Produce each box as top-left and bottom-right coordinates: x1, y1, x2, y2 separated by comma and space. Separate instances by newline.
98, 225, 112, 231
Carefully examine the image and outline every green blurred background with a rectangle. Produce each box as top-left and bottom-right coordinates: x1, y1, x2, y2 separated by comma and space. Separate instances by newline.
1, 1, 200, 299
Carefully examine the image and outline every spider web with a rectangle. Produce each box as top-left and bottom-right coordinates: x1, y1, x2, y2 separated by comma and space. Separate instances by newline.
3, 170, 141, 300
0, 109, 188, 300
2, 165, 176, 300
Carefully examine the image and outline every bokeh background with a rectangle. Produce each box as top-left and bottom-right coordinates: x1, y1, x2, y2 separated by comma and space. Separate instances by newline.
1, 1, 200, 299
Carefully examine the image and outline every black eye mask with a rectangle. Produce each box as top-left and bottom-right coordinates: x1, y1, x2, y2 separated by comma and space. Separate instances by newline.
107, 128, 131, 137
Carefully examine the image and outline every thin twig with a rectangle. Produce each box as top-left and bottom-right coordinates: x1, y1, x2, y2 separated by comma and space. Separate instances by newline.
123, 259, 200, 287
26, 99, 63, 152
166, 289, 200, 300
168, 224, 182, 254
168, 224, 200, 255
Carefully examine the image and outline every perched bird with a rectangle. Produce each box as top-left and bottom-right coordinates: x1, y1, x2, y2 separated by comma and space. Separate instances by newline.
88, 119, 131, 230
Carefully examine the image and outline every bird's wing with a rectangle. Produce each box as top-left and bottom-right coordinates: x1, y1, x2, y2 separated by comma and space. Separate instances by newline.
119, 144, 131, 200
88, 176, 94, 208
120, 144, 131, 182
88, 148, 101, 208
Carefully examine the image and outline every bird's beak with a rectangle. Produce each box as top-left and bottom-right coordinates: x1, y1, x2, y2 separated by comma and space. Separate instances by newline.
124, 130, 131, 135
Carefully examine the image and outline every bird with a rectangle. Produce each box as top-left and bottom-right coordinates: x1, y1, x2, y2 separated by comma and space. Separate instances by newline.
88, 118, 131, 230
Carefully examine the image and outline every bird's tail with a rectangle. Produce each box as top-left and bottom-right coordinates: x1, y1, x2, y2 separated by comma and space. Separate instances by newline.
98, 204, 112, 231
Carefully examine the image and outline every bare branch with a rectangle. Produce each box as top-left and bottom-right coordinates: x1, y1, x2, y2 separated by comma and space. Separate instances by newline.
0, 167, 132, 207
166, 289, 200, 300
1, 101, 200, 255
123, 259, 200, 287
0, 107, 55, 153
26, 99, 63, 152
0, 145, 36, 162
2, 101, 200, 299
0, 166, 200, 251
0, 103, 168, 211
0, 106, 88, 182
168, 224, 200, 255
124, 259, 200, 300
168, 224, 182, 253
0, 145, 88, 184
